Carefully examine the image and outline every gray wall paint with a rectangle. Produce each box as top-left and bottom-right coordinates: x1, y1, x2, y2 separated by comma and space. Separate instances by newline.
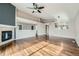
0, 3, 15, 26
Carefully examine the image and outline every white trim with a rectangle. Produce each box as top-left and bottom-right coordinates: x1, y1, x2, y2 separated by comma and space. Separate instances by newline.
49, 35, 75, 39
0, 24, 16, 28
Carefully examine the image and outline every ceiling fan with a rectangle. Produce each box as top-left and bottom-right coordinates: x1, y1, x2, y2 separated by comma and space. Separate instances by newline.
27, 3, 44, 13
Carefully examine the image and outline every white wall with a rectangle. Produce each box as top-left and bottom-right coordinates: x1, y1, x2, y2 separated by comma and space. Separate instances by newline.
46, 13, 75, 39
48, 20, 75, 39
16, 10, 46, 39
75, 13, 79, 46
16, 24, 46, 39
16, 30, 36, 39
36, 23, 46, 36
16, 21, 36, 39
16, 17, 46, 39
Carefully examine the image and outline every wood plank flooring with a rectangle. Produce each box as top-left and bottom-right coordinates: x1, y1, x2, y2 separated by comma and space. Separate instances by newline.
0, 36, 79, 56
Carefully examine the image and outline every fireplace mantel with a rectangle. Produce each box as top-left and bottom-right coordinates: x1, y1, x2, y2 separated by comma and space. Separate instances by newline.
0, 24, 16, 28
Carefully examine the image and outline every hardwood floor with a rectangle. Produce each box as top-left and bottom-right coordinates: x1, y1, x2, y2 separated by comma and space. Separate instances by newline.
0, 36, 79, 56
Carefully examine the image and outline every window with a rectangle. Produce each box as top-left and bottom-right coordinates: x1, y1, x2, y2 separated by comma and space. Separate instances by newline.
31, 26, 34, 30
18, 25, 22, 30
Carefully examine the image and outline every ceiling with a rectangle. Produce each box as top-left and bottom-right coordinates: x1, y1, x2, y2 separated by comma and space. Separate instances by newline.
12, 3, 79, 22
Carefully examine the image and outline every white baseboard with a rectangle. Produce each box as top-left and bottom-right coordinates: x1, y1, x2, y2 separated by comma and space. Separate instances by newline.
49, 35, 75, 39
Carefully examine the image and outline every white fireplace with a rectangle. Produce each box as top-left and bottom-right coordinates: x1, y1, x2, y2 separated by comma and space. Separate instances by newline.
0, 24, 15, 46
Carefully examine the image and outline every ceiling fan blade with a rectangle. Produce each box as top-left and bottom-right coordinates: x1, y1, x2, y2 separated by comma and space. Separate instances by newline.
38, 7, 44, 9
27, 7, 34, 9
37, 10, 41, 13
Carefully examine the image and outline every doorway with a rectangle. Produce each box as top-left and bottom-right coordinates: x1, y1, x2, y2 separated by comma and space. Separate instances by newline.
45, 25, 49, 40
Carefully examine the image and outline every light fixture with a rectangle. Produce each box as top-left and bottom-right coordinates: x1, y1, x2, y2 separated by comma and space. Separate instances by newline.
55, 16, 69, 30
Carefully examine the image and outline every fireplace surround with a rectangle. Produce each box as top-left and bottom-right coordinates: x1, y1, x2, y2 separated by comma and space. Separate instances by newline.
0, 24, 15, 46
